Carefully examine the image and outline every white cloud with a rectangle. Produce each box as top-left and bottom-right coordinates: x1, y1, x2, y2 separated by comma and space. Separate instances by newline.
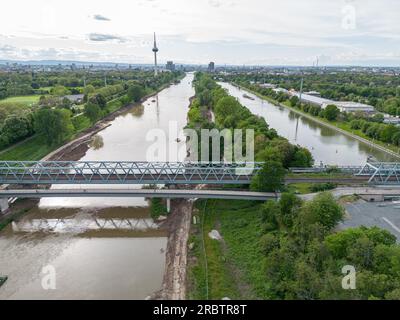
0, 0, 399, 65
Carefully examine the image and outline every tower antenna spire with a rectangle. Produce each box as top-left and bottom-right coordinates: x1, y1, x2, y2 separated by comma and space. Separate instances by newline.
152, 32, 159, 76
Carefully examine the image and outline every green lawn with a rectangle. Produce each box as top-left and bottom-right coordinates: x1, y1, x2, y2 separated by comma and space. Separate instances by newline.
0, 135, 58, 161
0, 95, 41, 106
188, 199, 269, 300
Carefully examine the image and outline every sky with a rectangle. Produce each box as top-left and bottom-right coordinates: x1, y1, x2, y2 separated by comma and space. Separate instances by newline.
0, 0, 399, 66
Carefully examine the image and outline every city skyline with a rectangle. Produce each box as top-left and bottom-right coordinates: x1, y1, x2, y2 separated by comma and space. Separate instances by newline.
0, 0, 400, 67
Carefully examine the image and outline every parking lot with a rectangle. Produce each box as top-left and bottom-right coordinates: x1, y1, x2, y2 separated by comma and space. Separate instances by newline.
341, 200, 400, 242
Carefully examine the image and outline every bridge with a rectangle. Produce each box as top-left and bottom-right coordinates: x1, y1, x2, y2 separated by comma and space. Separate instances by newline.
0, 161, 262, 185
290, 162, 400, 185
0, 188, 278, 201
2, 160, 400, 213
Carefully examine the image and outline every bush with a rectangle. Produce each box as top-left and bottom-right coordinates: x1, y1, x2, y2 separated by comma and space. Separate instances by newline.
150, 198, 168, 220
310, 182, 337, 193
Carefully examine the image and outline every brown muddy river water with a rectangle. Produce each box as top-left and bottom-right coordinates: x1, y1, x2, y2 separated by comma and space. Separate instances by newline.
0, 73, 194, 300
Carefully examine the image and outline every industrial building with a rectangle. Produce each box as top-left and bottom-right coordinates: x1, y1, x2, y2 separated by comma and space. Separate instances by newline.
290, 90, 375, 113
166, 61, 175, 71
322, 101, 375, 113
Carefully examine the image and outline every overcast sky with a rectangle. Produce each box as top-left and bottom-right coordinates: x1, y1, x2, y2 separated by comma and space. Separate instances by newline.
0, 0, 399, 66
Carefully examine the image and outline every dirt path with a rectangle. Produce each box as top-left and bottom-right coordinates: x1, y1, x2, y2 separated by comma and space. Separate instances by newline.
151, 199, 193, 300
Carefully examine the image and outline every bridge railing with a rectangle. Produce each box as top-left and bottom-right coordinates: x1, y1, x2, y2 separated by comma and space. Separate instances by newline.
0, 161, 264, 185
289, 165, 363, 174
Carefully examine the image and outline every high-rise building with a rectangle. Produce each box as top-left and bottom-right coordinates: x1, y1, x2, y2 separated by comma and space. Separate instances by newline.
208, 61, 215, 72
166, 61, 175, 71
152, 32, 159, 76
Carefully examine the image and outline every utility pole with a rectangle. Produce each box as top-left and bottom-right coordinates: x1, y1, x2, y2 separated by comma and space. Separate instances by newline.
299, 76, 304, 102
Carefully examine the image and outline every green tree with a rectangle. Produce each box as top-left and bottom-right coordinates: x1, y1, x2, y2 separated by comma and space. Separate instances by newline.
289, 96, 299, 107
300, 192, 344, 231
251, 161, 286, 192
89, 94, 107, 109
51, 85, 70, 97
84, 102, 102, 123
34, 108, 74, 145
83, 84, 96, 96
1, 115, 33, 144
279, 193, 302, 229
128, 84, 145, 103
324, 105, 340, 121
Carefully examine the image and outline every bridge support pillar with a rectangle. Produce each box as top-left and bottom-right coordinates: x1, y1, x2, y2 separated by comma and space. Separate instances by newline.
0, 198, 9, 214
166, 198, 171, 214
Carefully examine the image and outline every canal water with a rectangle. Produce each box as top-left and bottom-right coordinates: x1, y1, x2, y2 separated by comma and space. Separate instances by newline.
219, 83, 398, 165
0, 73, 194, 300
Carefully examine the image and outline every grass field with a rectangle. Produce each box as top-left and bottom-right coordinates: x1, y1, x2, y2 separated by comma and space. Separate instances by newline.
188, 199, 269, 300
0, 95, 41, 106
0, 134, 58, 161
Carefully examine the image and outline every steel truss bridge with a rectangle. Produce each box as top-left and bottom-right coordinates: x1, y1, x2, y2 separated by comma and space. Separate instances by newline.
291, 162, 400, 185
357, 162, 400, 184
0, 161, 263, 185
1, 161, 400, 186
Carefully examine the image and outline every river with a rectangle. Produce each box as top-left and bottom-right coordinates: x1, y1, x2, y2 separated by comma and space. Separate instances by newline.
219, 83, 397, 165
0, 74, 396, 300
0, 73, 194, 300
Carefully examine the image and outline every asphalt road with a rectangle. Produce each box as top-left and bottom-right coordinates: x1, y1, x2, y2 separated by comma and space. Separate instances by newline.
341, 200, 400, 242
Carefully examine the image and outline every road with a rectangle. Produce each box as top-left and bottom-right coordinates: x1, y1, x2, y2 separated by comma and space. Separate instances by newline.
300, 186, 400, 201
0, 188, 278, 201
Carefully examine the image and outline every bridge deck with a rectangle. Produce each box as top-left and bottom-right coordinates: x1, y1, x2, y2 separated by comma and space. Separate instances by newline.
0, 189, 278, 201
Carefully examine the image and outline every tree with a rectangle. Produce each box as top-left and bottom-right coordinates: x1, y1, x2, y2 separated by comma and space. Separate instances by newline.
289, 96, 299, 107
84, 102, 102, 123
300, 192, 344, 231
51, 85, 70, 97
128, 84, 145, 103
89, 93, 107, 109
83, 84, 96, 96
279, 193, 302, 229
324, 105, 340, 121
215, 96, 240, 123
251, 161, 286, 192
260, 233, 280, 254
34, 108, 74, 145
260, 200, 281, 231
291, 148, 314, 167
1, 115, 33, 144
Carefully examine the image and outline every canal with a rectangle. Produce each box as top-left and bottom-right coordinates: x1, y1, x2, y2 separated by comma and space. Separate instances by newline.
0, 73, 194, 300
219, 83, 397, 165
0, 74, 396, 300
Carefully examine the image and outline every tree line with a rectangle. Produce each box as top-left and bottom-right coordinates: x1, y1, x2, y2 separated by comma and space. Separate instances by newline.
260, 192, 400, 299
226, 71, 400, 116
189, 73, 313, 192
234, 80, 400, 149
0, 71, 183, 149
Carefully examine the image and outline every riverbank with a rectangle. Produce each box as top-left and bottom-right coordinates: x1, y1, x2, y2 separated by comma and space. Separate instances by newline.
187, 199, 267, 299
0, 79, 178, 162
0, 80, 178, 229
152, 199, 193, 300
233, 83, 400, 160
